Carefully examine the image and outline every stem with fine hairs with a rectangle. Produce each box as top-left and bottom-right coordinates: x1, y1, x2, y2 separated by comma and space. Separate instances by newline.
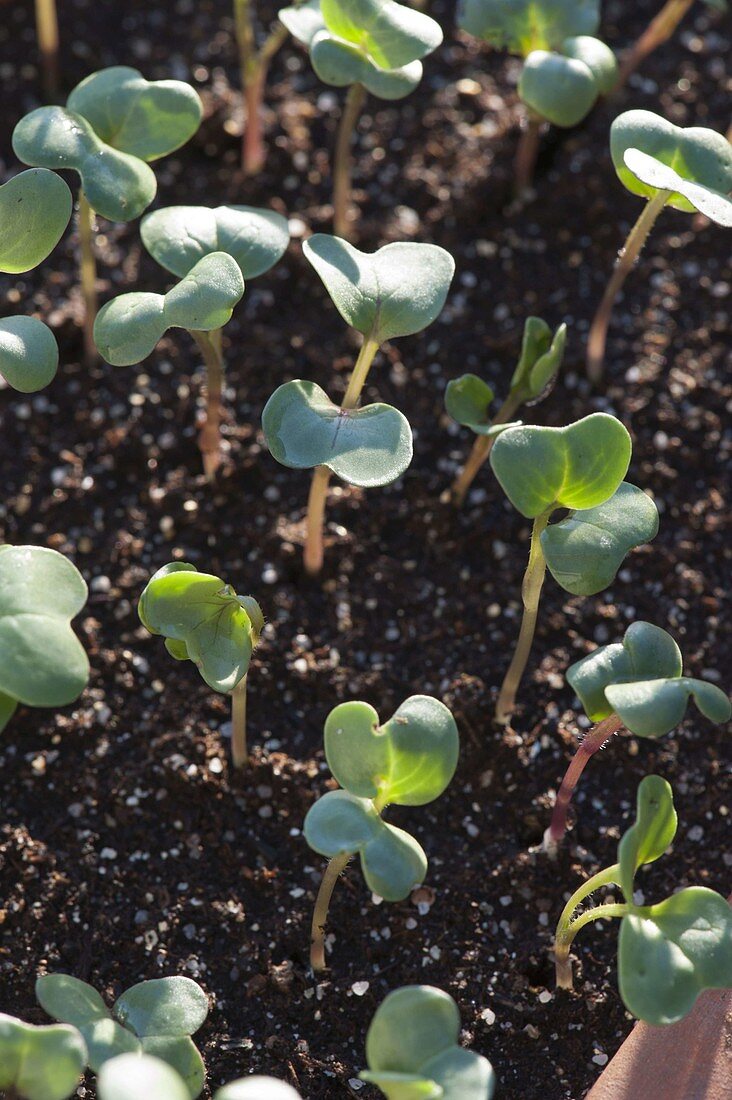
553, 863, 625, 989
230, 675, 249, 769
450, 391, 522, 507
310, 851, 352, 971
190, 329, 225, 480
333, 82, 367, 240
616, 0, 694, 88
34, 0, 59, 99
78, 191, 97, 367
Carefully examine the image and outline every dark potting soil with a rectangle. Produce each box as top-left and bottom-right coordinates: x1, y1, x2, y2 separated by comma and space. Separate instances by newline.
0, 0, 729, 1097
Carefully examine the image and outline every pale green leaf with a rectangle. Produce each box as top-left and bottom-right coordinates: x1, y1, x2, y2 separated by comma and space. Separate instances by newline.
0, 168, 71, 273
519, 49, 598, 127
0, 316, 58, 393
113, 977, 208, 1039
98, 1053, 190, 1100
606, 677, 731, 739
141, 204, 289, 279
458, 0, 600, 53
0, 1014, 87, 1100
617, 774, 677, 901
320, 0, 443, 68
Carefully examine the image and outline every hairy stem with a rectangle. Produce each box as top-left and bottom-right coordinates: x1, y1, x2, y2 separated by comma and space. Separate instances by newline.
495, 510, 551, 723
586, 188, 669, 383
514, 112, 543, 197
617, 0, 694, 88
310, 851, 352, 972
230, 675, 249, 769
303, 337, 380, 575
190, 329, 225, 480
555, 902, 629, 988
544, 713, 625, 856
554, 863, 624, 989
333, 82, 367, 240
34, 0, 59, 98
450, 391, 522, 508
78, 191, 97, 368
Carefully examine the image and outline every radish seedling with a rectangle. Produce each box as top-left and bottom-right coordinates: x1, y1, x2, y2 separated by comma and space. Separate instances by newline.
234, 0, 290, 174
279, 0, 442, 237
12, 67, 203, 365
447, 315, 566, 507
0, 168, 71, 392
138, 562, 264, 768
98, 1053, 301, 1100
361, 985, 496, 1099
587, 109, 732, 381
139, 203, 289, 476
0, 545, 89, 735
458, 0, 616, 194
489, 414, 659, 723
544, 621, 731, 854
617, 0, 727, 87
0, 1013, 86, 1100
36, 973, 209, 1098
305, 695, 459, 971
554, 775, 732, 1024
94, 252, 244, 477
263, 233, 454, 574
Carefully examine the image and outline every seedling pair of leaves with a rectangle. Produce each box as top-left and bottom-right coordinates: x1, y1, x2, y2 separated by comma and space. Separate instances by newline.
544, 620, 730, 851
138, 562, 264, 768
361, 986, 495, 1099
35, 974, 208, 1098
0, 545, 89, 735
94, 202, 289, 477
554, 775, 732, 1025
0, 169, 71, 392
304, 694, 459, 969
0, 1013, 86, 1100
446, 315, 566, 506
97, 1052, 301, 1100
587, 109, 732, 380
262, 233, 454, 573
488, 412, 659, 722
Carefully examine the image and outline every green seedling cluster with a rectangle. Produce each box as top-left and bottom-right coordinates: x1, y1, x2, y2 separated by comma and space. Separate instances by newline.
138, 562, 264, 768
554, 776, 732, 1024
304, 694, 459, 969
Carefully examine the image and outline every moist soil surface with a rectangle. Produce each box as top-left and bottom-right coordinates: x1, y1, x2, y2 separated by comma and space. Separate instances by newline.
0, 1, 729, 1097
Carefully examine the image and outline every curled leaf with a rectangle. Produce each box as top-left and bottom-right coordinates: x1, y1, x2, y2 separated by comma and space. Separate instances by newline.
509, 317, 566, 400
623, 148, 732, 227
444, 374, 497, 434
319, 0, 443, 68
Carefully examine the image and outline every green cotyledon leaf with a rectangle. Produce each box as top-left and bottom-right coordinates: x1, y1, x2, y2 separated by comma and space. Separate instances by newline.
0, 168, 72, 273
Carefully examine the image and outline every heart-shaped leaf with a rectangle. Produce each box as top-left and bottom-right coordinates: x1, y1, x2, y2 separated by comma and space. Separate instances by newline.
420, 1047, 496, 1100
0, 316, 58, 393
139, 1036, 205, 1098
610, 109, 732, 218
562, 35, 617, 94
324, 695, 459, 805
320, 0, 443, 68
12, 107, 157, 222
0, 1014, 87, 1100
94, 253, 244, 365
618, 888, 732, 1026
279, 0, 325, 46
36, 974, 139, 1073
617, 775, 677, 902
141, 205, 290, 280
304, 790, 427, 900
509, 317, 566, 400
567, 620, 683, 722
138, 562, 263, 694
605, 677, 731, 739
540, 481, 659, 595
0, 168, 72, 273
98, 1054, 190, 1100
114, 978, 208, 1039
66, 67, 202, 161
0, 546, 89, 722
489, 412, 631, 518
519, 49, 599, 127
262, 379, 413, 487
310, 32, 423, 99
458, 0, 600, 53
216, 1079, 302, 1099
303, 235, 455, 343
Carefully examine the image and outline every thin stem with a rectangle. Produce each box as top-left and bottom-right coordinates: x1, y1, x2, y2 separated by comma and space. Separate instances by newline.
553, 863, 624, 989
234, 0, 288, 174
450, 391, 522, 508
333, 83, 367, 240
495, 510, 551, 724
310, 851, 352, 972
543, 713, 625, 856
555, 902, 629, 988
514, 112, 543, 198
35, 0, 59, 99
586, 189, 669, 383
78, 191, 97, 368
230, 676, 248, 769
190, 329, 225, 480
303, 337, 380, 576
616, 0, 694, 88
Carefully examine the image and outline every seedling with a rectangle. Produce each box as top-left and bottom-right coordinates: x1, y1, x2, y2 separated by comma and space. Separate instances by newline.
262, 234, 454, 573
0, 545, 89, 734
0, 1013, 86, 1100
139, 203, 289, 476
12, 67, 202, 364
34, 0, 60, 97
617, 0, 727, 87
138, 562, 264, 768
587, 109, 732, 381
98, 1053, 301, 1100
544, 621, 730, 854
447, 316, 566, 507
554, 775, 732, 1024
234, 0, 290, 173
361, 985, 495, 1099
458, 0, 616, 195
94, 252, 244, 477
280, 0, 442, 237
304, 694, 459, 970
36, 973, 209, 1098
489, 414, 659, 724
